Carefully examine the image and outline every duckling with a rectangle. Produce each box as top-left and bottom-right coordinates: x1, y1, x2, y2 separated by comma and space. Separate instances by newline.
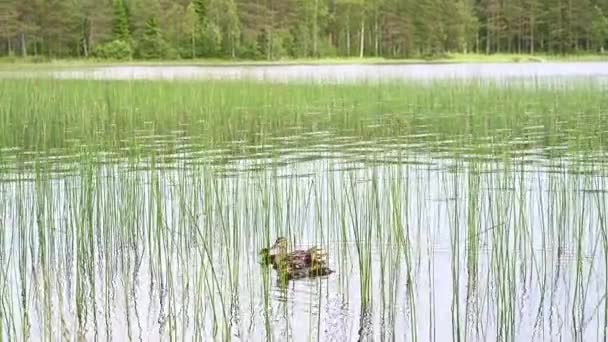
278, 251, 334, 281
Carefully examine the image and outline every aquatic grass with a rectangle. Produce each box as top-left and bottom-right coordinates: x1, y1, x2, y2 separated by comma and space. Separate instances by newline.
1, 77, 608, 340
445, 158, 464, 342
592, 172, 608, 341
1, 79, 608, 156
4, 147, 608, 340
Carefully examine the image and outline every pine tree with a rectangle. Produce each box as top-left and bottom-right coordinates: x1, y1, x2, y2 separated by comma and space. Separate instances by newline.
415, 0, 444, 55
480, 0, 502, 53
221, 0, 240, 57
14, 0, 42, 56
521, 0, 542, 54
0, 1, 19, 55
592, 5, 608, 51
39, 0, 81, 56
3, 0, 608, 58
158, 1, 185, 58
442, 0, 466, 52
185, 2, 198, 58
193, 0, 208, 26
545, 0, 568, 53
139, 16, 167, 58
380, 0, 414, 57
82, 0, 112, 56
461, 0, 479, 53
112, 0, 130, 42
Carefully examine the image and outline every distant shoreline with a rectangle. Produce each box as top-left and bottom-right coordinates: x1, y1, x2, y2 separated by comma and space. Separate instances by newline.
2, 53, 608, 70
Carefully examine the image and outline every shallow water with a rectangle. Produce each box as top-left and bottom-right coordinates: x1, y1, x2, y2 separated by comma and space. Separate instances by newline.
3, 62, 608, 82
1, 73, 608, 341
2, 133, 607, 341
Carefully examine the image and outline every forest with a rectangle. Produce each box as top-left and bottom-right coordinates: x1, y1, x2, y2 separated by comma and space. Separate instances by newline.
1, 0, 608, 60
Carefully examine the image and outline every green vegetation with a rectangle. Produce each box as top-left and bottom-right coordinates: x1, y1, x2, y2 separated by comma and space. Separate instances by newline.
2, 0, 608, 60
93, 40, 133, 60
0, 79, 606, 156
1, 78, 608, 340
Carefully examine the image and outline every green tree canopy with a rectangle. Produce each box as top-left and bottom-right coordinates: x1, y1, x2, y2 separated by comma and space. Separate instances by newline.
1, 0, 607, 59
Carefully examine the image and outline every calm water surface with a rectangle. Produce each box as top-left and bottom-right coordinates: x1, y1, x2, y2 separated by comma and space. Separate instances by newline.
2, 62, 608, 82
1, 67, 608, 341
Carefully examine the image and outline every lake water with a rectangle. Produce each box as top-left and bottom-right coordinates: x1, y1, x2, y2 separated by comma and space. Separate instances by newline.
2, 61, 608, 82
1, 64, 608, 341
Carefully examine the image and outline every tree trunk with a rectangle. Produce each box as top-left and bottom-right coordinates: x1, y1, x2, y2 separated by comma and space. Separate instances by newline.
517, 26, 522, 54
359, 19, 365, 58
20, 32, 27, 56
313, 0, 319, 56
495, 14, 500, 53
268, 28, 272, 60
346, 22, 351, 56
374, 14, 379, 56
530, 16, 535, 54
191, 30, 196, 58
486, 19, 491, 54
83, 38, 88, 57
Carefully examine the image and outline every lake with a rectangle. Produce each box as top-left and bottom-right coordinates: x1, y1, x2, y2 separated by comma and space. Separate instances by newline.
1, 65, 607, 341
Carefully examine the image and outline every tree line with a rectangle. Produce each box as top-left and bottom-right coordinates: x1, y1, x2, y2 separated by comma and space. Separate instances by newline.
1, 0, 608, 60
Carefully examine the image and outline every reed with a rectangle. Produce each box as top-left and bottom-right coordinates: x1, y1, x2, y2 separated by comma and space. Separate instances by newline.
1, 78, 607, 340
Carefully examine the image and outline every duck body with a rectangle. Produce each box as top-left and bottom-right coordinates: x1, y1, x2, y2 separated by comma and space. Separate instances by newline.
273, 247, 324, 269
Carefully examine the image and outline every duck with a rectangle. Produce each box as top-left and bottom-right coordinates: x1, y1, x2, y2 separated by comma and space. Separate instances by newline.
259, 237, 334, 280
260, 237, 327, 269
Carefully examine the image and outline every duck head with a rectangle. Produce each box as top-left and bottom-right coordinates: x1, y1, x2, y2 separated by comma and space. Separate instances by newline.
270, 237, 288, 254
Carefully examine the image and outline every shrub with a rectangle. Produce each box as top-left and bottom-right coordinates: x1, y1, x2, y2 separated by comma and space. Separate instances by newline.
94, 40, 133, 60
